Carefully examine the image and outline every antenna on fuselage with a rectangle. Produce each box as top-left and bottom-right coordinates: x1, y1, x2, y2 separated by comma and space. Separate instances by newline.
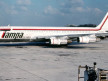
7, 24, 11, 31
8, 24, 10, 26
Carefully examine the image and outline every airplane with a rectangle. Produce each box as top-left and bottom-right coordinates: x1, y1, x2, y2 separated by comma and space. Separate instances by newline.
0, 12, 108, 45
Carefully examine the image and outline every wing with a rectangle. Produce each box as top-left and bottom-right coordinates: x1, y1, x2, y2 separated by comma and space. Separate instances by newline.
95, 33, 108, 37
30, 32, 108, 45
33, 34, 91, 39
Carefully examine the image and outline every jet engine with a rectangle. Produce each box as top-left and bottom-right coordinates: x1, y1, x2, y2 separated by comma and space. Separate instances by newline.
78, 35, 100, 43
50, 37, 72, 45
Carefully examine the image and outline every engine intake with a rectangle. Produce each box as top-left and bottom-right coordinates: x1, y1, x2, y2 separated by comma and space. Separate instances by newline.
78, 35, 100, 43
50, 37, 72, 45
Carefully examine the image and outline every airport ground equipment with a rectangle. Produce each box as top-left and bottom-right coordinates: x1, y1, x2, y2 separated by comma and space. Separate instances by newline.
78, 62, 108, 81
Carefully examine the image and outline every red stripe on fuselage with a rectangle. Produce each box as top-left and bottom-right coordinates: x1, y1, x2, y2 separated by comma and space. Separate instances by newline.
12, 16, 108, 31
13, 28, 96, 31
0, 29, 11, 31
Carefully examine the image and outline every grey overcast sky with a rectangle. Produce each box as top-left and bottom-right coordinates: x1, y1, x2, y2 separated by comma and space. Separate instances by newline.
0, 0, 108, 26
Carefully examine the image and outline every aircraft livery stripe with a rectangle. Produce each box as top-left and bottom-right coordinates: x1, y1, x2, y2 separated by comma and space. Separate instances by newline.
13, 28, 97, 31
99, 15, 108, 30
13, 15, 108, 31
0, 29, 11, 31
3, 15, 108, 31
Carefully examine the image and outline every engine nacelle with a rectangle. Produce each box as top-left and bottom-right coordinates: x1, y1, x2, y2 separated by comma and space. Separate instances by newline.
50, 37, 71, 45
78, 35, 100, 43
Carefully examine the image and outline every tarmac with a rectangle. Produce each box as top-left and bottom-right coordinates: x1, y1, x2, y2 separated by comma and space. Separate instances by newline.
0, 40, 108, 81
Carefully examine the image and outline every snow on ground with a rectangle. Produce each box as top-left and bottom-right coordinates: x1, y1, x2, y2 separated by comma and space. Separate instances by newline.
0, 40, 108, 81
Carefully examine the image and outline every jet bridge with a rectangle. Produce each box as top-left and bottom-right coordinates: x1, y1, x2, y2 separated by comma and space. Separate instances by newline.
78, 62, 108, 81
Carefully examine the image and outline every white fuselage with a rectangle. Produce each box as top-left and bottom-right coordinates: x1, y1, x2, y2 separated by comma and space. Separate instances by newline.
0, 26, 101, 40
0, 12, 108, 45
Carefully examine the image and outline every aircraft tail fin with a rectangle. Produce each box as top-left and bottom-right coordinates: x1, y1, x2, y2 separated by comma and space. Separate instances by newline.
97, 12, 108, 31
